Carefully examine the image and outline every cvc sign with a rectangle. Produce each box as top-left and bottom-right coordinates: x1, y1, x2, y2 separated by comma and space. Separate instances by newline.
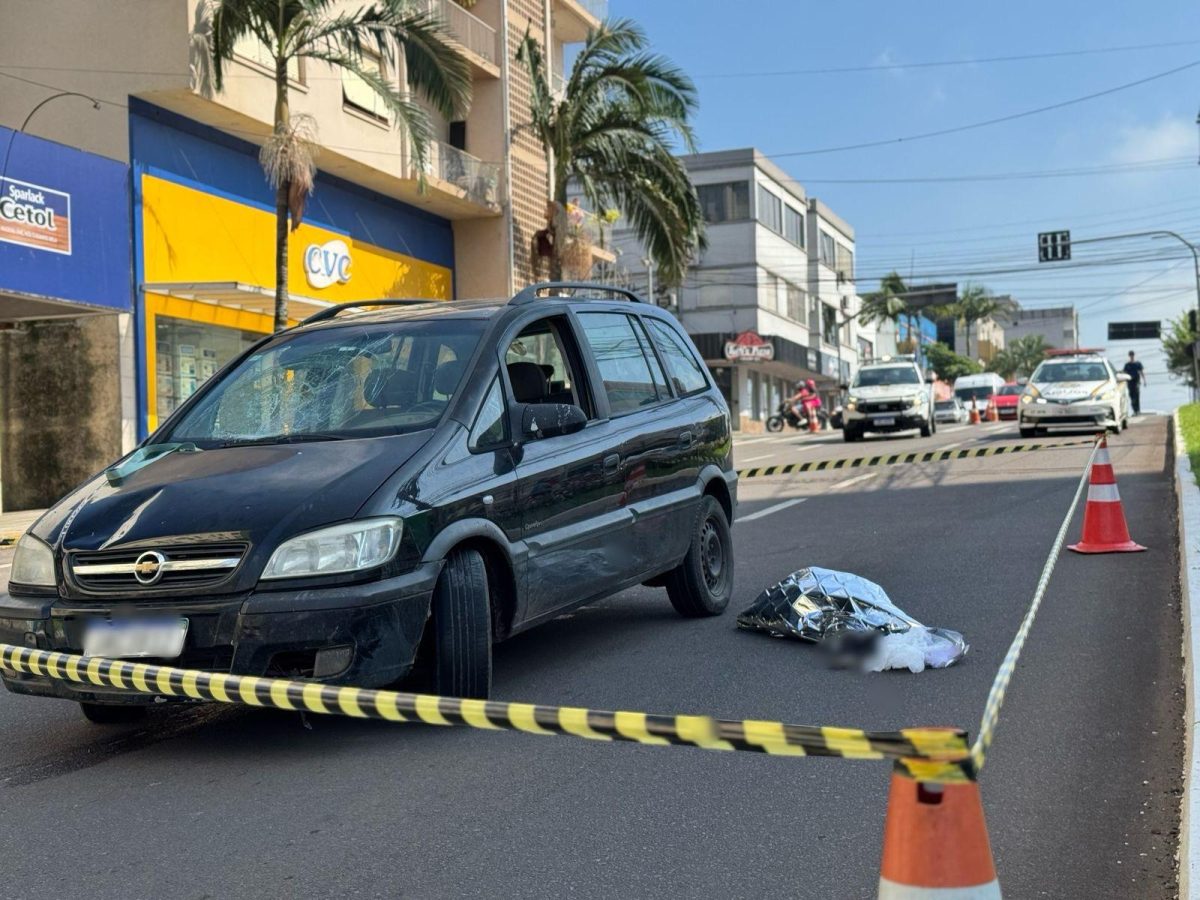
303, 239, 352, 289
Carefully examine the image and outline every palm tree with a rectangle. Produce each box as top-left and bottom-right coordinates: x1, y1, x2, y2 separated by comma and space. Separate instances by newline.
954, 284, 1014, 362
208, 0, 472, 330
516, 19, 705, 287
860, 271, 912, 352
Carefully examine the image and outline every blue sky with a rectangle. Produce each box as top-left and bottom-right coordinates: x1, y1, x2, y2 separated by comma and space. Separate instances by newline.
620, 1, 1200, 406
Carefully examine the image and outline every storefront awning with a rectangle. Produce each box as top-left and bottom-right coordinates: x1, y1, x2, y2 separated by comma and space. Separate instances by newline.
141, 282, 334, 320
0, 288, 125, 322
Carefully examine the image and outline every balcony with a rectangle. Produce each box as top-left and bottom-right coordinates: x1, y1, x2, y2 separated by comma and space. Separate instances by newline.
550, 69, 566, 99
421, 140, 502, 211
553, 0, 606, 43
421, 0, 500, 76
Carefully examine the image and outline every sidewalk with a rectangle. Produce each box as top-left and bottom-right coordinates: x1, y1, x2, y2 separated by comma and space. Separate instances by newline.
0, 509, 45, 545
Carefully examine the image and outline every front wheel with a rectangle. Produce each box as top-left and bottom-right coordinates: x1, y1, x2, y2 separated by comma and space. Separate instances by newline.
919, 415, 933, 438
1019, 423, 1037, 438
80, 703, 147, 725
843, 425, 861, 442
431, 548, 492, 699
765, 415, 784, 433
666, 496, 734, 618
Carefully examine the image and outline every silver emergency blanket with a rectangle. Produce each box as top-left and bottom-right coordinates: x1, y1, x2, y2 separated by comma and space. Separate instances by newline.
736, 567, 968, 671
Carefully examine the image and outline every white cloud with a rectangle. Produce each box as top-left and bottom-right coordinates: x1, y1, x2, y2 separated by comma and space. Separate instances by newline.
1111, 114, 1196, 164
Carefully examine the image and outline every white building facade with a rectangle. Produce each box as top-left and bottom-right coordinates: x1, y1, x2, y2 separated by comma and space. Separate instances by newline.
612, 149, 862, 431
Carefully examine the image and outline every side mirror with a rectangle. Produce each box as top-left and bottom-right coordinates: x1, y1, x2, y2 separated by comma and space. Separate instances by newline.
1115, 373, 1131, 383
839, 383, 849, 391
518, 402, 587, 441
924, 372, 937, 384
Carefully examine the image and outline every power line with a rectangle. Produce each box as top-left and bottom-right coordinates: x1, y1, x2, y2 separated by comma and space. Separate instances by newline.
696, 38, 1200, 79
785, 157, 1194, 186
765, 59, 1200, 158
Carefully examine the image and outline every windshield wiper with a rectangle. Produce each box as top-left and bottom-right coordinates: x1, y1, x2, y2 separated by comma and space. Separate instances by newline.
218, 433, 347, 448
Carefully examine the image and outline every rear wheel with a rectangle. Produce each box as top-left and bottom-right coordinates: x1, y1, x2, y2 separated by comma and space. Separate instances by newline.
80, 703, 147, 725
431, 549, 492, 699
765, 415, 784, 433
666, 496, 734, 618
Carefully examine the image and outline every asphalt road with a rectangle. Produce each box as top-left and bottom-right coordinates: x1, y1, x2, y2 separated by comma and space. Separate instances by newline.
0, 417, 1182, 899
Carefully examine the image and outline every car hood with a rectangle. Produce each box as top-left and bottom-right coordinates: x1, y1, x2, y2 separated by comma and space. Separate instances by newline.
993, 395, 1020, 406
849, 384, 924, 401
1031, 381, 1107, 402
32, 433, 432, 553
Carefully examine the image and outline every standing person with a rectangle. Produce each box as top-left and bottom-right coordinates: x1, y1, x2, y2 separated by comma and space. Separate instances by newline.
1123, 351, 1146, 415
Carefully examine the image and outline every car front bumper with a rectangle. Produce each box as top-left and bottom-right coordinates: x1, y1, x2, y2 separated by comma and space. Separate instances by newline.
1020, 402, 1113, 429
0, 562, 443, 704
845, 408, 927, 431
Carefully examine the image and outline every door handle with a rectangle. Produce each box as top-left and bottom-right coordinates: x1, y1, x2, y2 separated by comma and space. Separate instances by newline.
603, 453, 621, 471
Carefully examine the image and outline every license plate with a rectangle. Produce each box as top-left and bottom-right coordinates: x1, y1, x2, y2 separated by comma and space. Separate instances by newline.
83, 618, 188, 659
874, 416, 895, 426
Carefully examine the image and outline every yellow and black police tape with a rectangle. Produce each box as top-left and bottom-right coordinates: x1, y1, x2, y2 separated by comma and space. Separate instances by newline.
736, 438, 1095, 479
0, 644, 975, 782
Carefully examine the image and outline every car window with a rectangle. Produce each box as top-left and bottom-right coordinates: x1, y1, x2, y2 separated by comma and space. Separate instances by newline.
853, 365, 919, 387
998, 385, 1023, 396
632, 319, 671, 398
576, 312, 664, 415
645, 318, 709, 395
1034, 362, 1108, 383
504, 316, 592, 415
469, 376, 507, 450
167, 320, 483, 445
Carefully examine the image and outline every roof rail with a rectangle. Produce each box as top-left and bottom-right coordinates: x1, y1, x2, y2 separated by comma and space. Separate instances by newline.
508, 281, 644, 306
301, 299, 433, 325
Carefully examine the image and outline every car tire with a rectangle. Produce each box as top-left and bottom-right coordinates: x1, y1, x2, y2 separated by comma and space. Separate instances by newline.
80, 703, 147, 725
666, 496, 734, 618
842, 426, 860, 442
919, 415, 933, 438
1019, 424, 1037, 438
431, 548, 492, 699
765, 415, 784, 433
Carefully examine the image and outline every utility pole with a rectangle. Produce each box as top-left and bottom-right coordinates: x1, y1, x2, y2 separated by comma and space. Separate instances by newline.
642, 256, 655, 305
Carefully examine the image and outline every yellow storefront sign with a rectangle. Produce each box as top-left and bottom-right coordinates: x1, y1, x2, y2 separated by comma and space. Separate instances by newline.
140, 172, 452, 431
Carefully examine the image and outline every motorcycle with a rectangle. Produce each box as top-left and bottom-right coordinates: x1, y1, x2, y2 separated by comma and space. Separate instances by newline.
766, 400, 830, 433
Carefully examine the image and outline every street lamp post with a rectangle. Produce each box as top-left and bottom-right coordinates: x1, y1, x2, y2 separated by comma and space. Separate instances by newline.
642, 256, 655, 304
0, 91, 102, 187
1073, 229, 1200, 401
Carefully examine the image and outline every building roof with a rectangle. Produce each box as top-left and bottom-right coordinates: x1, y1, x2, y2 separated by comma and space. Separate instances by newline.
677, 147, 808, 208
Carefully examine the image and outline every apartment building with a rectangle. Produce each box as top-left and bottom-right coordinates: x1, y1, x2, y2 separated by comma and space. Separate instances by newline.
0, 0, 604, 509
612, 148, 861, 431
995, 303, 1079, 351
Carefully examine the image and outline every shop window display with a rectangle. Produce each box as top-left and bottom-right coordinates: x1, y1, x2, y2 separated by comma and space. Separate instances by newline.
155, 316, 261, 420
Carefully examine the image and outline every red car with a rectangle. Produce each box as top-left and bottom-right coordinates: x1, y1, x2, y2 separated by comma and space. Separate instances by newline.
993, 383, 1023, 420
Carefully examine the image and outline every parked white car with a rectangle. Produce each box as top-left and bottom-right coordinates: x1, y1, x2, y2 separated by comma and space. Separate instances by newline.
934, 397, 969, 424
1018, 352, 1130, 437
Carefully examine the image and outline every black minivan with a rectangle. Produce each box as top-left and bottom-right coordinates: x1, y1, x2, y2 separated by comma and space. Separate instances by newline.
1, 283, 737, 720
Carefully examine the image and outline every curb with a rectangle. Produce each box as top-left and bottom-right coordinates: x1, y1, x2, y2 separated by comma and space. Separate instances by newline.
1172, 408, 1200, 900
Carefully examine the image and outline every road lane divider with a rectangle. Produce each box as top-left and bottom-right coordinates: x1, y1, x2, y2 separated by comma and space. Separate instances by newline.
735, 437, 1095, 479
0, 643, 973, 779
968, 435, 1102, 774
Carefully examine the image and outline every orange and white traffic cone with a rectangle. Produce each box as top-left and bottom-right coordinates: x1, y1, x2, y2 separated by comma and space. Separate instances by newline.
986, 399, 999, 423
808, 413, 820, 434
1068, 436, 1146, 554
969, 399, 981, 425
878, 767, 1000, 899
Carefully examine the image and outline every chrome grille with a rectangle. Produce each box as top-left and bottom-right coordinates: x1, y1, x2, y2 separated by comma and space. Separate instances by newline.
861, 400, 907, 413
69, 543, 247, 592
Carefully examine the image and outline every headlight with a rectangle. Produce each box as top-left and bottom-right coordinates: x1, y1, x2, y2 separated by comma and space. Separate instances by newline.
846, 396, 860, 409
261, 517, 403, 580
10, 534, 55, 586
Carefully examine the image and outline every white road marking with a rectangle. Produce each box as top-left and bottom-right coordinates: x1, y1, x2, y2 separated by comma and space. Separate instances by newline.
828, 472, 877, 491
738, 453, 775, 462
736, 497, 807, 523
0, 564, 9, 571
938, 441, 964, 451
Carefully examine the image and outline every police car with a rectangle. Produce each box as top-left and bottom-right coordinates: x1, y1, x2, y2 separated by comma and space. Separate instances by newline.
1018, 350, 1131, 437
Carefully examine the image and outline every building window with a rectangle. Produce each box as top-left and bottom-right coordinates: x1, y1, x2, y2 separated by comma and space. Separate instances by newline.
822, 304, 838, 345
858, 337, 873, 361
786, 283, 806, 322
836, 244, 854, 282
342, 48, 390, 122
697, 182, 750, 223
784, 206, 804, 247
819, 231, 836, 268
808, 295, 821, 348
155, 316, 260, 422
757, 184, 782, 234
